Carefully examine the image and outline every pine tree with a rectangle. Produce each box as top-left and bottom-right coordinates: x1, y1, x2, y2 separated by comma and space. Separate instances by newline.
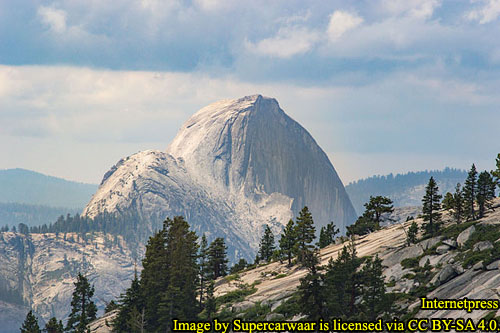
477, 171, 496, 218
204, 281, 216, 321
279, 219, 296, 266
364, 196, 394, 228
421, 177, 442, 236
318, 222, 339, 248
492, 153, 500, 192
359, 255, 392, 321
406, 221, 418, 246
297, 251, 324, 321
44, 317, 64, 333
140, 226, 168, 330
158, 216, 199, 331
66, 273, 97, 333
463, 164, 478, 221
442, 192, 454, 211
20, 310, 41, 333
258, 225, 275, 262
198, 234, 209, 307
113, 269, 143, 333
452, 183, 464, 224
323, 241, 362, 320
294, 206, 316, 266
230, 258, 248, 274
207, 237, 228, 279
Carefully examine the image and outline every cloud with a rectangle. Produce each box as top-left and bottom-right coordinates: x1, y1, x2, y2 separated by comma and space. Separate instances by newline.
246, 26, 320, 58
380, 0, 441, 19
467, 0, 500, 24
327, 11, 364, 41
38, 6, 67, 34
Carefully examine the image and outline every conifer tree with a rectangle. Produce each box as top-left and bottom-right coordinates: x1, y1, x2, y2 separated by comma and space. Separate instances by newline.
198, 234, 209, 307
422, 177, 442, 236
20, 310, 41, 333
492, 153, 500, 192
279, 219, 296, 266
452, 183, 464, 224
322, 241, 362, 319
297, 250, 324, 321
463, 164, 478, 221
258, 225, 275, 262
406, 221, 418, 246
294, 206, 316, 265
204, 281, 216, 321
207, 237, 228, 279
140, 226, 168, 330
44, 317, 64, 333
230, 258, 248, 274
477, 171, 496, 218
359, 255, 392, 321
318, 222, 339, 248
112, 269, 143, 333
159, 216, 199, 331
364, 196, 394, 228
66, 273, 97, 333
442, 192, 454, 211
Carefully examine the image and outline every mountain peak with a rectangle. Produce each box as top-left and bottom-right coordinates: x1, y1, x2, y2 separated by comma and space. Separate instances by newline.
85, 95, 357, 260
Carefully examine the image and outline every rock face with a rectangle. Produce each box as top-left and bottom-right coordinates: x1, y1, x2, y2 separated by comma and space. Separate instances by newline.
83, 95, 357, 260
0, 232, 136, 333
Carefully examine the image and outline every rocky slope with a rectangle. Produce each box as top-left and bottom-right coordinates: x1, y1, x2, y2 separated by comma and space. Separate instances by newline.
83, 95, 357, 260
208, 197, 500, 323
88, 197, 500, 332
0, 232, 137, 332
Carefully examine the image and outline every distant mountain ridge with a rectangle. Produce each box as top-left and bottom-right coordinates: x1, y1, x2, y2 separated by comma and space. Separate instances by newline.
345, 167, 468, 215
0, 169, 97, 208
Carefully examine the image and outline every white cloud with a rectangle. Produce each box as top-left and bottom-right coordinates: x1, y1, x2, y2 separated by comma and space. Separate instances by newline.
37, 6, 67, 33
246, 26, 320, 58
467, 0, 500, 24
381, 0, 441, 19
327, 11, 363, 41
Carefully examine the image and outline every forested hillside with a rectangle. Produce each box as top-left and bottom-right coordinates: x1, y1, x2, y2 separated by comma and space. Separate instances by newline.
0, 203, 80, 228
346, 168, 467, 214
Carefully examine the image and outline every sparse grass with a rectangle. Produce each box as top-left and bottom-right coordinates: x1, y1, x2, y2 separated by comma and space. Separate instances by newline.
401, 257, 419, 269
224, 273, 240, 282
272, 273, 287, 280
440, 221, 477, 240
215, 285, 257, 308
242, 302, 271, 320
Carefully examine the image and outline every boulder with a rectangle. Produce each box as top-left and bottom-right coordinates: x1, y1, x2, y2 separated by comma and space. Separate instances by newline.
442, 239, 458, 248
473, 261, 484, 271
431, 265, 458, 286
265, 313, 284, 321
420, 237, 442, 250
457, 226, 476, 247
436, 245, 451, 255
473, 241, 494, 252
231, 300, 255, 313
486, 260, 500, 271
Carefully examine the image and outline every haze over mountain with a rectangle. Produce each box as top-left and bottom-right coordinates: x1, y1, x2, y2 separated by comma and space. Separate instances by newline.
84, 95, 357, 260
0, 169, 97, 208
345, 168, 468, 215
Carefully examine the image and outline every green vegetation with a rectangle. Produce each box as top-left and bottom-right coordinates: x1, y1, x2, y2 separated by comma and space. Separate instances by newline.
422, 177, 442, 236
347, 196, 393, 237
215, 286, 257, 308
66, 273, 97, 332
20, 310, 41, 333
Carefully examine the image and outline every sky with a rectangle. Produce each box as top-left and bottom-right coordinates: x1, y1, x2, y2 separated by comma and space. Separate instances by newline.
1, 0, 499, 185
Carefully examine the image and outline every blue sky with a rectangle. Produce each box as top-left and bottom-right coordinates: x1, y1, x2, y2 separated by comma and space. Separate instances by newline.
1, 0, 499, 184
